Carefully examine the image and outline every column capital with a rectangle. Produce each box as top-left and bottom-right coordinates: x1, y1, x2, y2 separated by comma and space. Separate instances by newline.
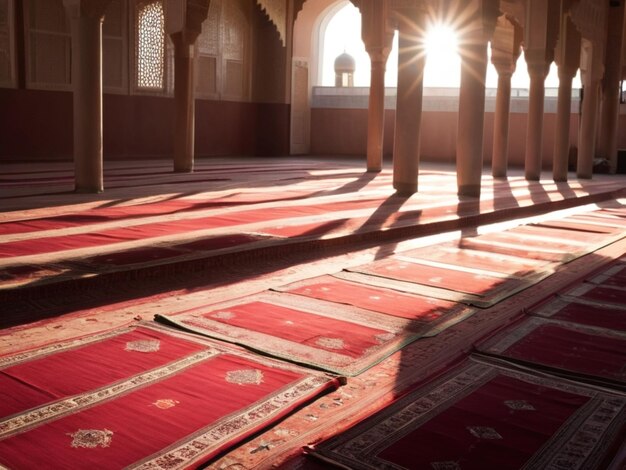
524, 49, 550, 78
63, 0, 113, 19
165, 0, 210, 42
359, 0, 395, 62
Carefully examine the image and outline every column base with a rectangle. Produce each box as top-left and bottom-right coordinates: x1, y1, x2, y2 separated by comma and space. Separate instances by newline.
366, 166, 382, 173
553, 175, 568, 182
75, 186, 103, 194
174, 166, 194, 173
524, 172, 540, 182
457, 184, 481, 198
576, 172, 592, 180
393, 181, 417, 195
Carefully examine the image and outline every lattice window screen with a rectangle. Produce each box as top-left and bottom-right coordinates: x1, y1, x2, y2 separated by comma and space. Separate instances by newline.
25, 0, 71, 90
135, 0, 166, 90
103, 0, 128, 93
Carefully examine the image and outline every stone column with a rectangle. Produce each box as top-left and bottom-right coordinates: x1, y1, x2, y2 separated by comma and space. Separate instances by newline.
391, 7, 426, 195
553, 68, 576, 180
578, 39, 604, 179
522, 0, 558, 181
491, 65, 513, 177
490, 16, 522, 178
366, 58, 387, 172
457, 40, 489, 196
578, 80, 600, 178
598, 0, 625, 172
361, 0, 393, 172
172, 35, 196, 172
63, 0, 113, 193
552, 14, 580, 182
165, 0, 210, 172
523, 51, 550, 181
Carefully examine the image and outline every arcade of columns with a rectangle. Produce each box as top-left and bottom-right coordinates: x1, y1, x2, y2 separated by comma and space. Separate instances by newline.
64, 0, 624, 197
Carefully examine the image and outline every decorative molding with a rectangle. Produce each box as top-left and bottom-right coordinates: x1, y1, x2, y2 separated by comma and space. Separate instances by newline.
570, 0, 608, 44
256, 0, 286, 46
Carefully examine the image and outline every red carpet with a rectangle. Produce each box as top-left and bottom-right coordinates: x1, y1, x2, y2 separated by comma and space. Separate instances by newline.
275, 275, 475, 333
156, 292, 427, 376
564, 283, 626, 308
0, 197, 392, 258
346, 258, 545, 308
308, 358, 626, 469
0, 324, 341, 469
399, 242, 547, 276
531, 296, 626, 331
477, 318, 626, 386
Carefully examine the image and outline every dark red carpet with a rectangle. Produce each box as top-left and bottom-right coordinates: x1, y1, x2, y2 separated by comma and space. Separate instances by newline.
308, 358, 625, 469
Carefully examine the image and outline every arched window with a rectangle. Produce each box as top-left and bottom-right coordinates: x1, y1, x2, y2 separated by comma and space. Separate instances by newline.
319, 2, 398, 87
135, 0, 166, 90
0, 0, 16, 87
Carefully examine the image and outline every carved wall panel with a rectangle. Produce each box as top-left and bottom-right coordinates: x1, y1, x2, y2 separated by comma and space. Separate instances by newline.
25, 0, 71, 90
0, 0, 15, 87
195, 0, 250, 100
103, 0, 128, 92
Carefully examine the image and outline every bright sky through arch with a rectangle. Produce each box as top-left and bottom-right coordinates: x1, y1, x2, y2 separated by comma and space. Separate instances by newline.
322, 3, 581, 90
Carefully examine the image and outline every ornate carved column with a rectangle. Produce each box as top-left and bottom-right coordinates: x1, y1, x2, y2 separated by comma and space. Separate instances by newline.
456, 0, 498, 197
359, 0, 394, 172
553, 12, 580, 182
570, 0, 609, 179
522, 0, 558, 181
391, 1, 427, 194
63, 0, 113, 193
598, 0, 625, 172
490, 15, 522, 178
165, 0, 210, 173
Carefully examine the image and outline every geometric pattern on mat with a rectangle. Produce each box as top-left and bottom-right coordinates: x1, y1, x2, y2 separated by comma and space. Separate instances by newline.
156, 291, 432, 376
0, 323, 341, 470
272, 274, 476, 334
476, 317, 626, 388
342, 257, 550, 308
307, 358, 626, 470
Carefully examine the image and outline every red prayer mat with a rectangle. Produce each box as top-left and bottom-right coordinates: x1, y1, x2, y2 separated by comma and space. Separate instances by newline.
586, 261, 626, 289
0, 323, 341, 469
0, 198, 388, 259
156, 291, 426, 376
563, 282, 626, 308
274, 275, 475, 335
399, 242, 548, 276
531, 296, 626, 332
477, 317, 626, 387
345, 258, 547, 308
307, 358, 626, 470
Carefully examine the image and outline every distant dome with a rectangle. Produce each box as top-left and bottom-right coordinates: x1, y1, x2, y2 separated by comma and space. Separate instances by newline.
334, 52, 356, 73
